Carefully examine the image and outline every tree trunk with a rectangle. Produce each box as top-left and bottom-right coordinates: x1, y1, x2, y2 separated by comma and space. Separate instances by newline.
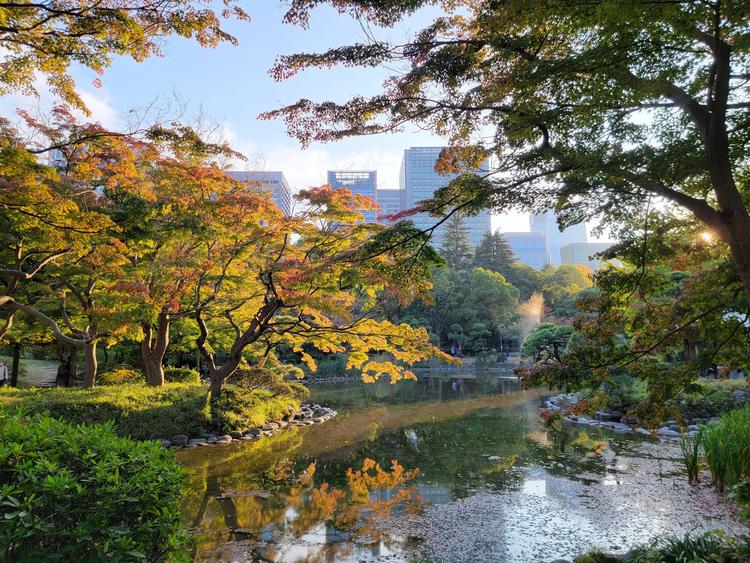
10, 343, 20, 387
141, 315, 170, 387
208, 356, 243, 399
83, 340, 98, 388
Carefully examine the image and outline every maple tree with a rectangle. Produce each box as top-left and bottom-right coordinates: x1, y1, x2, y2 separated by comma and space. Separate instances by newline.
0, 0, 248, 112
265, 1, 750, 306
191, 183, 452, 397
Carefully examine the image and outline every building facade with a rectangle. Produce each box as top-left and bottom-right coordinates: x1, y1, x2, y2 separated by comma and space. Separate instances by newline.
399, 147, 491, 247
327, 170, 378, 222
503, 232, 551, 269
375, 188, 407, 222
560, 242, 615, 271
530, 211, 588, 266
227, 171, 294, 216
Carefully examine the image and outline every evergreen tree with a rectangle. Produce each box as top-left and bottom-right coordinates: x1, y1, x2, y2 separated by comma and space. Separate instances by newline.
474, 231, 516, 274
440, 215, 474, 270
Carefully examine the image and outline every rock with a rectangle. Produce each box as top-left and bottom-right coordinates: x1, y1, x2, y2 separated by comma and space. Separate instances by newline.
229, 430, 243, 439
160, 439, 172, 448
665, 419, 677, 426
609, 410, 624, 421
732, 389, 750, 402
302, 410, 314, 419
188, 438, 207, 445
216, 435, 232, 443
313, 417, 325, 423
687, 425, 699, 432
595, 410, 613, 421
246, 428, 262, 437
171, 434, 188, 447
207, 436, 218, 444
657, 427, 680, 437
184, 443, 197, 448
636, 427, 651, 436
276, 420, 288, 428
262, 422, 280, 431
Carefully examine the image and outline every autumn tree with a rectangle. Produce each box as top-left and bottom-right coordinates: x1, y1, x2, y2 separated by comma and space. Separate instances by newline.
265, 1, 750, 306
191, 185, 450, 398
0, 0, 248, 112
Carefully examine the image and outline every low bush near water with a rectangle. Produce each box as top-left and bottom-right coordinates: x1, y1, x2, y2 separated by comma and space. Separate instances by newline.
0, 411, 187, 561
98, 367, 144, 385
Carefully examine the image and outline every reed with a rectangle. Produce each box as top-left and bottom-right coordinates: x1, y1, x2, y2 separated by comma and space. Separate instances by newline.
701, 405, 750, 493
679, 431, 702, 484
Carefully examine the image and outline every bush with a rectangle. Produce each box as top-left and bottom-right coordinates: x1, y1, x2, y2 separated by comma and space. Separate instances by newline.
673, 380, 748, 420
0, 411, 187, 561
0, 383, 301, 440
0, 383, 210, 440
164, 366, 200, 384
97, 367, 144, 386
211, 386, 300, 433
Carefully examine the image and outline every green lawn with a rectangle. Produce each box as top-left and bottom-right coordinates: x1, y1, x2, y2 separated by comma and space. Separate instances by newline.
0, 356, 57, 387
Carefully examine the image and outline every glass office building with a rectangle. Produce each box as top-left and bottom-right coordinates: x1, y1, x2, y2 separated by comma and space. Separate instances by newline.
530, 210, 588, 266
226, 171, 294, 216
327, 170, 378, 222
399, 147, 491, 248
504, 232, 551, 269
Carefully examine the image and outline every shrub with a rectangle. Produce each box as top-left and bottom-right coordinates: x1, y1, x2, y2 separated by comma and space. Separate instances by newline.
98, 367, 143, 386
230, 364, 309, 399
211, 386, 300, 433
164, 366, 200, 384
0, 411, 187, 561
0, 383, 301, 439
0, 383, 211, 440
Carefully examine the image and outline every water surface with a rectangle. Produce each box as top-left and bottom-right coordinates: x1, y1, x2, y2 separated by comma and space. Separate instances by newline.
178, 375, 746, 562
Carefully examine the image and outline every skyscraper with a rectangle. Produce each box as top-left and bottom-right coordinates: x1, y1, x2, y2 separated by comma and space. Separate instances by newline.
399, 147, 491, 247
226, 171, 294, 216
503, 232, 550, 269
327, 170, 378, 222
530, 210, 588, 266
375, 188, 407, 222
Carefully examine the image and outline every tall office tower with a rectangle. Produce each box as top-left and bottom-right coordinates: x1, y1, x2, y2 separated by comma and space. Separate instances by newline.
530, 210, 588, 266
503, 232, 551, 269
327, 170, 378, 222
560, 242, 615, 271
227, 171, 294, 216
399, 147, 491, 247
375, 188, 407, 222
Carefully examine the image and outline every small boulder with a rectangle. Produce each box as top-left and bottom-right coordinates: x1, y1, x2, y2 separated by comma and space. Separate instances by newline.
229, 430, 243, 439
207, 436, 218, 444
160, 439, 172, 448
171, 434, 188, 447
188, 438, 207, 445
657, 427, 680, 437
216, 435, 232, 443
246, 428, 262, 437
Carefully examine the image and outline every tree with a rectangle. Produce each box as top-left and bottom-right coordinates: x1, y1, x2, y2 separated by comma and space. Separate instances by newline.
522, 323, 574, 364
189, 186, 451, 398
265, 1, 750, 306
440, 214, 473, 270
0, 0, 248, 112
541, 265, 593, 313
474, 231, 515, 274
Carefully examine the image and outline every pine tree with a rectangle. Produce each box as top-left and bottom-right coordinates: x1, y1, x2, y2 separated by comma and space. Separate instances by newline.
440, 214, 474, 270
474, 231, 516, 274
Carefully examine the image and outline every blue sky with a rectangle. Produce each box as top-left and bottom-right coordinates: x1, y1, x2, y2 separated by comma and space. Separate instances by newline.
2, 2, 560, 233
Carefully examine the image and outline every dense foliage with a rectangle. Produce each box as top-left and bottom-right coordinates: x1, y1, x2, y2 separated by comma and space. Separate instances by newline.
0, 411, 187, 561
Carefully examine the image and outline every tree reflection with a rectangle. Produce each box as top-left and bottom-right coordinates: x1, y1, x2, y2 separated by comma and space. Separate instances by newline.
186, 456, 423, 561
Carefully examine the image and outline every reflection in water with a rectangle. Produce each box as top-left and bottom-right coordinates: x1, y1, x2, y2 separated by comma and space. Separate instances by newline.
178, 375, 747, 562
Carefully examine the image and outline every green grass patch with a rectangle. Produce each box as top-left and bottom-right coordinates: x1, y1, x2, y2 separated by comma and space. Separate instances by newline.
0, 383, 300, 440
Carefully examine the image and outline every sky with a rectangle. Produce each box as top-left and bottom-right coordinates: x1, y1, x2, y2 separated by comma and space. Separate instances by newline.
0, 2, 581, 235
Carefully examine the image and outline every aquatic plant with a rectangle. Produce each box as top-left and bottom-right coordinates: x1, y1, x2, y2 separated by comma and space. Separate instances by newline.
629, 531, 750, 562
679, 431, 702, 484
701, 405, 750, 493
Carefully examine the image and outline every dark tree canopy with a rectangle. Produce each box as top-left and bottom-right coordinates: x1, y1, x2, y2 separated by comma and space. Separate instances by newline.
264, 1, 750, 302
439, 214, 473, 270
475, 231, 516, 274
0, 0, 249, 112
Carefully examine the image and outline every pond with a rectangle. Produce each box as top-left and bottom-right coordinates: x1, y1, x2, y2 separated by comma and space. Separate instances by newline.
178, 375, 747, 562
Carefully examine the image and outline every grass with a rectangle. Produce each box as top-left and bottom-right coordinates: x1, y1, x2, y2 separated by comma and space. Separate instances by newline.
0, 382, 301, 440
701, 405, 750, 493
0, 356, 57, 387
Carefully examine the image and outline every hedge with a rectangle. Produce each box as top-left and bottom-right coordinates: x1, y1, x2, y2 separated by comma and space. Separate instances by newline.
0, 411, 187, 561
